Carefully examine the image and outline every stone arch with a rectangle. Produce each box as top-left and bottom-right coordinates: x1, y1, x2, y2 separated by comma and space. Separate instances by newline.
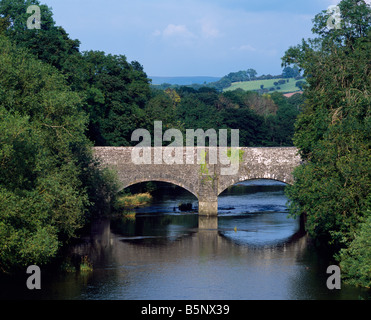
118, 178, 199, 199
92, 146, 301, 216
217, 174, 292, 196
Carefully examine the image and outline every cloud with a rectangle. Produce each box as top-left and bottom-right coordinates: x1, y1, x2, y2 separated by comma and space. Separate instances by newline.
199, 19, 222, 39
235, 44, 257, 52
153, 19, 223, 47
162, 24, 196, 38
155, 20, 222, 41
153, 24, 198, 47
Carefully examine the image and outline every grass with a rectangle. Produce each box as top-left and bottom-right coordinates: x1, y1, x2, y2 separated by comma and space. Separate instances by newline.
224, 77, 306, 93
79, 256, 93, 273
122, 211, 137, 220
113, 192, 153, 220
116, 192, 152, 209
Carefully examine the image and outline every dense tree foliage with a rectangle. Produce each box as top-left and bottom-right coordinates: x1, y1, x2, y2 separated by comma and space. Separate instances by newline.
338, 198, 371, 288
168, 87, 302, 147
0, 0, 120, 272
0, 0, 83, 87
81, 51, 151, 146
0, 0, 152, 147
283, 0, 370, 287
0, 36, 117, 272
282, 66, 300, 78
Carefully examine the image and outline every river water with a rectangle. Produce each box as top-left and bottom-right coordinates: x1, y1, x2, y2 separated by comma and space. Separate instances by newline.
1, 180, 369, 300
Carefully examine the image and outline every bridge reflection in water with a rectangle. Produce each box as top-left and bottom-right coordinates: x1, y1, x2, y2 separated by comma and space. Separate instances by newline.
65, 214, 311, 300
75, 216, 306, 260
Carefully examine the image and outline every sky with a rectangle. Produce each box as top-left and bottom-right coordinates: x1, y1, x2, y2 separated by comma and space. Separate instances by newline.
40, 0, 349, 77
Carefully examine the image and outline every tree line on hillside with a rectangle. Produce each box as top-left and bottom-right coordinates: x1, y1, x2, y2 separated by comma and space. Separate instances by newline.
208, 66, 303, 91
143, 87, 303, 148
155, 66, 304, 92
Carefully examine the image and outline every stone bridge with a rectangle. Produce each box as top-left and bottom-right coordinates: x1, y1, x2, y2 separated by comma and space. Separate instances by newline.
93, 147, 301, 216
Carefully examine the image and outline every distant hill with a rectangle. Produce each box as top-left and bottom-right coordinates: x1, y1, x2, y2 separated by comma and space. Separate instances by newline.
150, 76, 221, 85
224, 77, 306, 94
149, 68, 306, 94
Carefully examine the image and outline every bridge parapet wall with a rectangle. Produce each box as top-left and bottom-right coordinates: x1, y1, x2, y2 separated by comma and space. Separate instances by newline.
93, 147, 301, 215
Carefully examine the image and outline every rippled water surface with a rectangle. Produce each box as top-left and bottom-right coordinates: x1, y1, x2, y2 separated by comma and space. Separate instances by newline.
1, 180, 369, 300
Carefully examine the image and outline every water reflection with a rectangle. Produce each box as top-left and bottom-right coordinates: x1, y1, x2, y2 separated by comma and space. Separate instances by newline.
67, 216, 309, 300
198, 215, 218, 229
63, 216, 363, 300
64, 180, 369, 300
2, 180, 369, 300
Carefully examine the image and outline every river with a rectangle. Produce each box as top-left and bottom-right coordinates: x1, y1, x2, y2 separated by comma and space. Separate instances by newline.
1, 180, 369, 300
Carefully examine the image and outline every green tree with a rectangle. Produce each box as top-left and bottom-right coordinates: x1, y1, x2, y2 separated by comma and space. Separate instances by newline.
0, 36, 117, 272
246, 68, 257, 80
295, 80, 306, 90
220, 108, 267, 147
0, 0, 83, 88
282, 66, 300, 78
143, 89, 184, 139
177, 95, 220, 131
337, 195, 371, 288
1, 0, 152, 148
82, 51, 151, 146
0, 14, 9, 33
282, 0, 370, 286
270, 92, 299, 146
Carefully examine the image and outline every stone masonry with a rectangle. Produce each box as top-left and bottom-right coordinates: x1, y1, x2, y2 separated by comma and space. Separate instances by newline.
93, 147, 301, 216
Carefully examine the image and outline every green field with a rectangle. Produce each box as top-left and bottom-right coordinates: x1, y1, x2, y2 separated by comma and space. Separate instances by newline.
224, 77, 305, 93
